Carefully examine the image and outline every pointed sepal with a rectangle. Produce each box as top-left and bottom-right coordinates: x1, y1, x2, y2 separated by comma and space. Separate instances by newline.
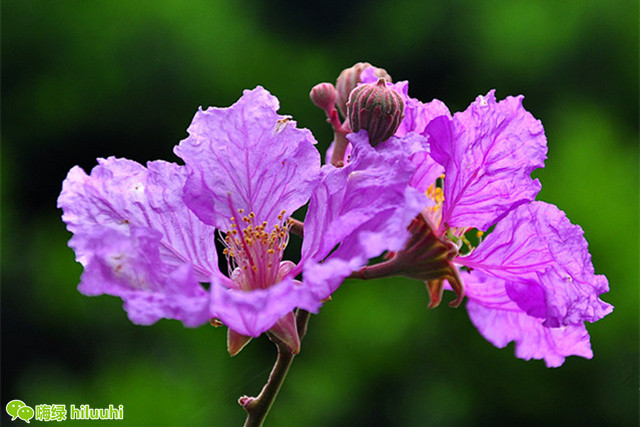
227, 328, 253, 356
267, 312, 301, 354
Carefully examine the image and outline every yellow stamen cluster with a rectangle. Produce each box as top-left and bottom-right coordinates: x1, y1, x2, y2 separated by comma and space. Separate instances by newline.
426, 184, 444, 209
425, 174, 446, 228
222, 209, 290, 290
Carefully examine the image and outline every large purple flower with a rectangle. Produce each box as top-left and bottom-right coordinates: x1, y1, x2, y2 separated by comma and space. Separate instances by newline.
59, 86, 424, 354
357, 90, 612, 366
427, 92, 612, 366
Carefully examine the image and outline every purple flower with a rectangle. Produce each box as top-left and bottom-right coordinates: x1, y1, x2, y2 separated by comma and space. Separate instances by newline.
302, 131, 427, 299
59, 87, 423, 354
361, 90, 612, 366
428, 92, 612, 366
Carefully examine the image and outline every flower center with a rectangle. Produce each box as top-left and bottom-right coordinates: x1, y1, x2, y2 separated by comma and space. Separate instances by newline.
222, 209, 291, 291
425, 174, 482, 256
425, 181, 445, 227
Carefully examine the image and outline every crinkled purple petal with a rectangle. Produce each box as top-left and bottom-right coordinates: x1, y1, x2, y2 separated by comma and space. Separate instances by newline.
426, 90, 547, 231
58, 157, 219, 282
360, 67, 451, 137
302, 131, 427, 263
301, 131, 427, 299
380, 129, 444, 193
209, 272, 321, 337
458, 202, 613, 327
174, 87, 320, 230
409, 150, 445, 193
303, 256, 365, 301
463, 271, 593, 368
71, 225, 209, 327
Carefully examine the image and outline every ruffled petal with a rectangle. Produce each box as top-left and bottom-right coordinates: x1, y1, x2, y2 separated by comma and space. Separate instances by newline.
58, 157, 219, 282
71, 225, 209, 327
458, 202, 613, 327
409, 150, 445, 193
301, 131, 427, 299
303, 256, 365, 301
463, 271, 593, 368
209, 273, 321, 337
302, 131, 427, 263
426, 90, 547, 231
174, 87, 321, 230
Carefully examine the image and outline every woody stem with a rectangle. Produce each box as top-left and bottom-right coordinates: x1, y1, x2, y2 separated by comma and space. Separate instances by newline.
241, 310, 311, 427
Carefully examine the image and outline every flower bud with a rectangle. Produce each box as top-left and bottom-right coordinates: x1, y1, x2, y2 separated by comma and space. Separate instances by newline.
335, 62, 391, 117
309, 82, 337, 113
347, 78, 405, 147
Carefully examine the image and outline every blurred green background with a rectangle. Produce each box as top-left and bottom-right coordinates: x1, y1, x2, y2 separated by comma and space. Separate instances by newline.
2, 1, 638, 425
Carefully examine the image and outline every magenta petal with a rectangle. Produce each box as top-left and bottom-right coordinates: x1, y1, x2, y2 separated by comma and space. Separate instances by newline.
174, 87, 320, 230
303, 256, 365, 301
73, 226, 209, 327
467, 300, 593, 368
58, 157, 219, 282
426, 91, 547, 231
301, 132, 427, 299
459, 202, 613, 327
463, 271, 593, 367
302, 131, 427, 263
409, 150, 445, 193
209, 273, 321, 337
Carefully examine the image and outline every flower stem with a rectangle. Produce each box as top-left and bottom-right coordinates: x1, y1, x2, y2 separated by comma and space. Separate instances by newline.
240, 310, 311, 427
327, 109, 350, 168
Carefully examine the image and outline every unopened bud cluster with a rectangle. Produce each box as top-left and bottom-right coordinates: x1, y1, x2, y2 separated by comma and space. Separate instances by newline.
310, 62, 405, 154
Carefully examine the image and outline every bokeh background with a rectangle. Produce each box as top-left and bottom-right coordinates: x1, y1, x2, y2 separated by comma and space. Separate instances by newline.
2, 1, 638, 425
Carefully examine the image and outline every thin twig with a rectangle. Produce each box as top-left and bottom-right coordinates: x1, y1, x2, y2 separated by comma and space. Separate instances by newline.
240, 310, 311, 427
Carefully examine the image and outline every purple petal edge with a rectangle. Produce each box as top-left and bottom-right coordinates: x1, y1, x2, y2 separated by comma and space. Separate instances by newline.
463, 271, 593, 367
175, 86, 321, 231
459, 202, 612, 327
427, 91, 547, 231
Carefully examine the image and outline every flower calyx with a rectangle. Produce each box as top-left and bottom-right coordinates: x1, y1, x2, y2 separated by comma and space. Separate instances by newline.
351, 213, 465, 308
347, 78, 405, 147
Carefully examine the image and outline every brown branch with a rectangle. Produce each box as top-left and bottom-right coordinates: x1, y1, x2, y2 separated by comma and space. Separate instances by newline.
239, 310, 311, 427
